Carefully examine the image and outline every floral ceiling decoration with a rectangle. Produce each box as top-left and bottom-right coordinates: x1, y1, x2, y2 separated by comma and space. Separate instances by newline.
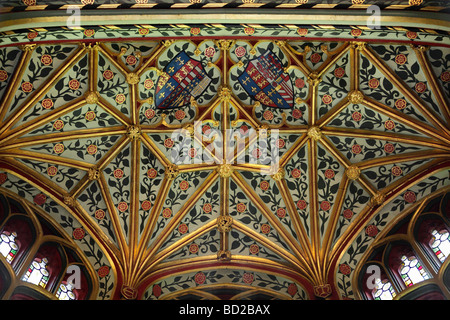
0, 0, 449, 300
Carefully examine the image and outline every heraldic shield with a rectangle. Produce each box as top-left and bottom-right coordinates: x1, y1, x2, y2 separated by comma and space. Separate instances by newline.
155, 51, 212, 109
238, 50, 294, 109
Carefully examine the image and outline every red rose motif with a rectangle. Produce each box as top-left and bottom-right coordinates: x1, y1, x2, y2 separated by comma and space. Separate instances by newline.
164, 138, 174, 148
310, 53, 322, 64
352, 111, 362, 122
113, 169, 124, 179
95, 209, 106, 220
188, 148, 197, 158
295, 78, 305, 89
203, 203, 212, 213
27, 32, 38, 39
175, 110, 185, 120
351, 29, 362, 37
194, 272, 206, 284
384, 120, 395, 130
351, 144, 362, 154
242, 272, 254, 284
404, 191, 416, 203
291, 168, 301, 179
83, 29, 95, 37
144, 79, 154, 90
147, 168, 157, 179
85, 111, 96, 121
152, 284, 162, 298
41, 98, 54, 109
236, 203, 246, 213
252, 148, 262, 159
343, 209, 353, 220
320, 201, 331, 211
263, 110, 274, 121
395, 99, 407, 110
292, 109, 302, 119
141, 200, 152, 211
125, 55, 137, 66
297, 200, 307, 210
103, 70, 114, 80
47, 166, 58, 177
0, 173, 7, 185
68, 79, 80, 90
395, 54, 407, 65
297, 28, 308, 36
189, 243, 199, 254
0, 70, 8, 82
73, 228, 85, 240
260, 223, 271, 234
244, 27, 255, 35
415, 82, 427, 93
179, 180, 189, 191
365, 225, 379, 237
384, 143, 395, 153
53, 143, 65, 154
322, 94, 332, 105
276, 139, 285, 149
97, 265, 110, 278
249, 244, 259, 255
202, 125, 211, 135
339, 263, 351, 275
324, 169, 335, 179
115, 94, 126, 104
53, 120, 64, 131
391, 166, 402, 176
440, 71, 450, 82
190, 28, 201, 35
260, 180, 270, 191
21, 81, 33, 93
406, 31, 417, 39
145, 109, 155, 119
33, 194, 47, 206
288, 283, 298, 297
204, 47, 216, 58
40, 54, 53, 66
276, 208, 286, 218
139, 28, 149, 35
87, 144, 97, 155
239, 125, 249, 135
234, 46, 246, 58
368, 78, 379, 89
117, 202, 128, 212
162, 208, 172, 218
334, 67, 345, 78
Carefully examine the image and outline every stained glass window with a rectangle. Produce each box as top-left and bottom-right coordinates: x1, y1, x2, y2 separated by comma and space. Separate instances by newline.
372, 278, 396, 300
429, 229, 450, 263
22, 257, 50, 288
0, 231, 19, 264
399, 255, 430, 287
56, 282, 76, 300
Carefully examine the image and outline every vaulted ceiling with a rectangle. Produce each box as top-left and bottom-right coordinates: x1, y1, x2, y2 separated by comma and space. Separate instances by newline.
0, 0, 449, 300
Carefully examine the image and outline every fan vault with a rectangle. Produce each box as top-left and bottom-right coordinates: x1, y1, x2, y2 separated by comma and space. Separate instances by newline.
0, 1, 449, 301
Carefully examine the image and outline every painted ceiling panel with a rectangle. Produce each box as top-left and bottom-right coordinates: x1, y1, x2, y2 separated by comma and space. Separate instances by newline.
0, 14, 449, 300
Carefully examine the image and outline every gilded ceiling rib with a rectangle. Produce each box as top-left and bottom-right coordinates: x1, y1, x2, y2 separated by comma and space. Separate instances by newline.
0, 149, 92, 171
0, 127, 127, 151
357, 149, 450, 171
413, 45, 450, 126
1, 97, 87, 145
0, 45, 32, 124
321, 126, 450, 152
0, 46, 87, 138
362, 97, 450, 145
361, 45, 450, 140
